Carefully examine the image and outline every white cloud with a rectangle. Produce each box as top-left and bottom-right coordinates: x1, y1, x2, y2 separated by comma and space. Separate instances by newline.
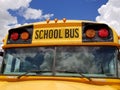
0, 0, 31, 10
0, 0, 54, 43
23, 8, 43, 20
22, 8, 54, 20
96, 0, 120, 35
42, 14, 54, 20
0, 0, 32, 42
0, 9, 18, 42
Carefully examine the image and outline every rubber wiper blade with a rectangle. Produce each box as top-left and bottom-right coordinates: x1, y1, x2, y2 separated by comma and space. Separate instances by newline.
56, 70, 92, 81
56, 70, 77, 73
17, 70, 51, 79
78, 72, 92, 81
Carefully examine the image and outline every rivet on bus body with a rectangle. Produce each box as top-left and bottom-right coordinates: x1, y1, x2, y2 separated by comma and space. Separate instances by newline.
46, 18, 50, 24
63, 18, 66, 23
54, 18, 58, 23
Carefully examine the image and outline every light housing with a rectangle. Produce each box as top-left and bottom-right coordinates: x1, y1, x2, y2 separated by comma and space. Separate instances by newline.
82, 22, 113, 42
7, 25, 33, 44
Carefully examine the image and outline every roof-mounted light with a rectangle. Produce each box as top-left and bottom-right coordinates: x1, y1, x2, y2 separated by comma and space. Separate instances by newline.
54, 18, 58, 23
63, 18, 66, 23
46, 18, 50, 24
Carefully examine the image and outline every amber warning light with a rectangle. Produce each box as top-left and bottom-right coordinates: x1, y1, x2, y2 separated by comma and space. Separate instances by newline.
85, 29, 96, 38
20, 32, 29, 40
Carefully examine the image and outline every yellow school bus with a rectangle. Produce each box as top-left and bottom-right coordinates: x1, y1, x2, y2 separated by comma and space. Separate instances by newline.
0, 18, 120, 90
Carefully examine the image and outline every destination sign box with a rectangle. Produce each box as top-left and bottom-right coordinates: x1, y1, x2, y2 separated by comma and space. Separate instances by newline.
33, 27, 81, 40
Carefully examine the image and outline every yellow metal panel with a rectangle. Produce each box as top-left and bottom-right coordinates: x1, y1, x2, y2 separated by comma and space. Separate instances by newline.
0, 79, 119, 90
112, 28, 119, 44
0, 76, 119, 90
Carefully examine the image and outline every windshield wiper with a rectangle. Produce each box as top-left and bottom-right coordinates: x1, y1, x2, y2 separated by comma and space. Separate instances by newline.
17, 70, 51, 79
18, 70, 92, 81
78, 72, 92, 81
56, 70, 92, 81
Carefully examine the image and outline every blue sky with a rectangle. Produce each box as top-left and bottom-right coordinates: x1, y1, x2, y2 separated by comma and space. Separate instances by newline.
9, 0, 108, 24
31, 0, 107, 20
1, 0, 120, 42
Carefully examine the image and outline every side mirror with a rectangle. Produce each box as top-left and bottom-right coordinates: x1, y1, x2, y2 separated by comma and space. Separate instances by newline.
0, 52, 3, 57
118, 52, 120, 61
0, 50, 3, 57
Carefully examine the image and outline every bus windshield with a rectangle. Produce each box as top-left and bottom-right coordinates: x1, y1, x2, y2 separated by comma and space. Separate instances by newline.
3, 46, 118, 78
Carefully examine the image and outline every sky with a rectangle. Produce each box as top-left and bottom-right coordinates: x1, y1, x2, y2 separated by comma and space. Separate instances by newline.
0, 0, 120, 43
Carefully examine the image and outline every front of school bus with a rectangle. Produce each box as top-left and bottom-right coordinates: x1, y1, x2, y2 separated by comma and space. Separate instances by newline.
0, 19, 120, 90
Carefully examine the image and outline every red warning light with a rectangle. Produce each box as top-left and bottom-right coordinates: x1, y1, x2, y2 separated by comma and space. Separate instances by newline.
98, 29, 109, 38
10, 32, 19, 41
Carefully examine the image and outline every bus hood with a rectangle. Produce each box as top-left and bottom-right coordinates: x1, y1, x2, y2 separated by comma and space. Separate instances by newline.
0, 80, 119, 90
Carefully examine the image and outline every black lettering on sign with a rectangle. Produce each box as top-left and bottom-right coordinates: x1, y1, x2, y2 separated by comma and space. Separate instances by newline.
39, 30, 43, 39
49, 30, 53, 39
65, 29, 69, 38
44, 30, 48, 39
59, 29, 63, 38
54, 29, 63, 38
34, 28, 79, 39
54, 29, 58, 38
65, 28, 79, 38
35, 30, 43, 39
70, 29, 74, 38
75, 28, 79, 38
35, 30, 39, 39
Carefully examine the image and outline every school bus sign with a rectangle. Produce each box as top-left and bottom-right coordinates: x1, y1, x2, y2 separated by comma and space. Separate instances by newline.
33, 27, 81, 41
